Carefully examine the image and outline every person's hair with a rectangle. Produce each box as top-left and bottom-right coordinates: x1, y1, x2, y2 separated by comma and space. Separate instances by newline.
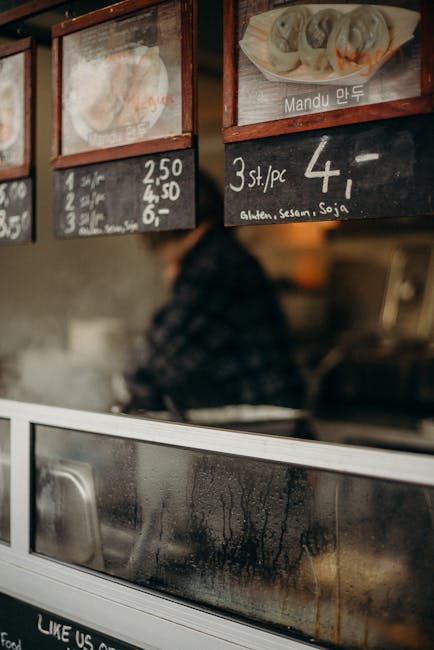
146, 170, 223, 250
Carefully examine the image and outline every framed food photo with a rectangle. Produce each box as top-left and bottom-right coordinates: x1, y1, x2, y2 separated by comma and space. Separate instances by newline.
223, 0, 434, 141
52, 0, 196, 169
0, 38, 35, 182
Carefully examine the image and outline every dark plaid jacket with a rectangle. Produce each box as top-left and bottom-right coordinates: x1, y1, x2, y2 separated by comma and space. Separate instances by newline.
124, 227, 304, 413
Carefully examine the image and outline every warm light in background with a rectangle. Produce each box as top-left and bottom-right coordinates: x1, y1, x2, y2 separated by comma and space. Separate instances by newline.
240, 221, 339, 289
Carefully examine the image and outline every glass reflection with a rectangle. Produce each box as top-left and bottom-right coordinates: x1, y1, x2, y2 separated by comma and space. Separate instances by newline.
34, 426, 434, 649
0, 419, 10, 543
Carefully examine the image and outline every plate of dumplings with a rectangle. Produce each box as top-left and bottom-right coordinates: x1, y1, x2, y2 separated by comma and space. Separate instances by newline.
66, 45, 168, 144
239, 4, 421, 85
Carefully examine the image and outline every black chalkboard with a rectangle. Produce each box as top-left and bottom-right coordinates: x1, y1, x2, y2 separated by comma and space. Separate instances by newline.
0, 592, 142, 650
224, 114, 434, 226
54, 148, 196, 239
0, 177, 33, 244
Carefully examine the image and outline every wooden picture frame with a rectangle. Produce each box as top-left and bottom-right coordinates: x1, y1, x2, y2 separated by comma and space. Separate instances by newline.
223, 0, 434, 143
52, 0, 197, 169
0, 37, 35, 182
0, 0, 65, 26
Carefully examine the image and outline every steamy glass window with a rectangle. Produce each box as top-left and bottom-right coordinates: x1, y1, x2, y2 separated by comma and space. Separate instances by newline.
33, 425, 434, 649
0, 419, 10, 543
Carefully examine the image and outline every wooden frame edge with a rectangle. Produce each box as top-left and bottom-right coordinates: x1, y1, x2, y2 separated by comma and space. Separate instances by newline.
0, 0, 65, 27
52, 0, 195, 169
222, 0, 434, 143
52, 0, 170, 38
421, 0, 434, 95
224, 95, 434, 143
0, 37, 32, 58
51, 134, 193, 169
51, 37, 61, 161
223, 0, 237, 130
181, 0, 197, 135
25, 41, 36, 177
0, 165, 31, 182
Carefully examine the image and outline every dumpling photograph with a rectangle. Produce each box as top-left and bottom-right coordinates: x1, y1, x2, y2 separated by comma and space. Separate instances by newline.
237, 0, 421, 125
61, 0, 182, 157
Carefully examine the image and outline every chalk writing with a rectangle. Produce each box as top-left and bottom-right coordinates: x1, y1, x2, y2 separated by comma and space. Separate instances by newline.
54, 150, 195, 239
229, 135, 380, 208
141, 156, 183, 228
0, 632, 22, 649
239, 201, 350, 223
225, 116, 434, 226
61, 170, 107, 235
35, 612, 138, 650
0, 593, 147, 650
0, 178, 33, 244
229, 158, 286, 194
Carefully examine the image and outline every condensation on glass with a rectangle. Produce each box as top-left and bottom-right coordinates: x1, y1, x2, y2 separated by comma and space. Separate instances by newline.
33, 425, 434, 649
0, 419, 10, 543
61, 0, 182, 156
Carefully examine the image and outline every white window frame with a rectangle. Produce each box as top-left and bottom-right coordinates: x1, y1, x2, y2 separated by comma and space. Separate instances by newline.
0, 398, 433, 650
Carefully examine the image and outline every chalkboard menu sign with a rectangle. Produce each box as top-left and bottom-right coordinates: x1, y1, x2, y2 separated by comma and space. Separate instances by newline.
54, 148, 196, 238
225, 114, 434, 225
0, 591, 143, 650
52, 0, 197, 239
0, 177, 33, 243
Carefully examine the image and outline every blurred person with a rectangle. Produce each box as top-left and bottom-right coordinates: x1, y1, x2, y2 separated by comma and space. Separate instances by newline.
122, 172, 304, 417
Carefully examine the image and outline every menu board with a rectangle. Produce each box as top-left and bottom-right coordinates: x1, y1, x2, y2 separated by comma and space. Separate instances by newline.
0, 177, 33, 243
52, 0, 196, 238
0, 592, 144, 650
225, 113, 434, 225
223, 0, 433, 141
54, 149, 196, 238
237, 0, 421, 126
52, 0, 196, 170
61, 2, 182, 157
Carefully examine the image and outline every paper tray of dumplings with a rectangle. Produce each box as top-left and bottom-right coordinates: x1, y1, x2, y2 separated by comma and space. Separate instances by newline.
239, 3, 420, 86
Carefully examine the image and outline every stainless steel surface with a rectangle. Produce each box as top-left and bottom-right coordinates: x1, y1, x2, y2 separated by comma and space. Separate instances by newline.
382, 245, 434, 338
35, 457, 104, 570
0, 419, 10, 543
